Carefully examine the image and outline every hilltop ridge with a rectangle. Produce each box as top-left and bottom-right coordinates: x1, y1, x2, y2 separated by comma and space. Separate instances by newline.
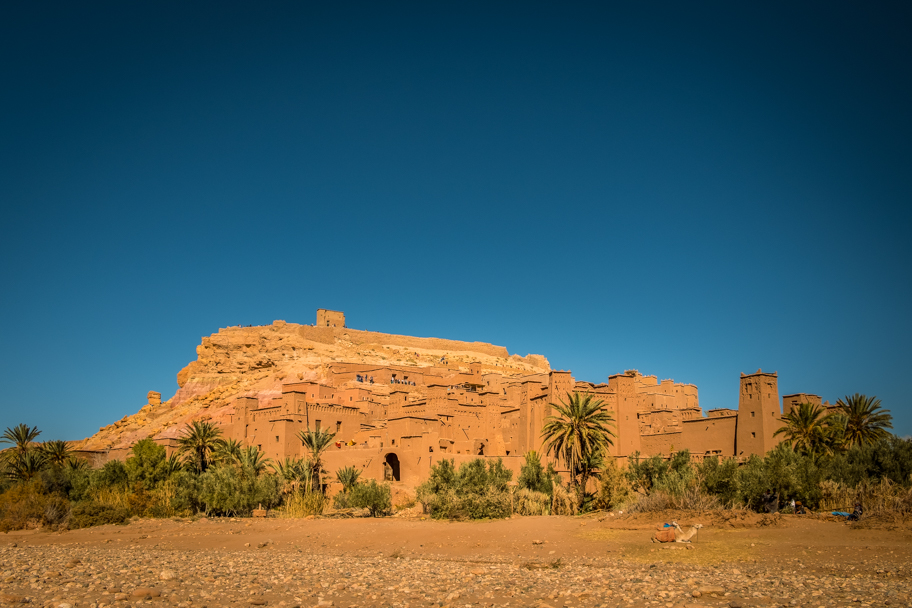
77, 319, 550, 451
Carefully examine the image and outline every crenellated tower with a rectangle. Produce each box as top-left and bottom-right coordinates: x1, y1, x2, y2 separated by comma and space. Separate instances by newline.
736, 369, 781, 456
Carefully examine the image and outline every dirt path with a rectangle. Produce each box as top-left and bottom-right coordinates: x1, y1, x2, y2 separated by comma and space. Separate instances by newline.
1, 514, 909, 608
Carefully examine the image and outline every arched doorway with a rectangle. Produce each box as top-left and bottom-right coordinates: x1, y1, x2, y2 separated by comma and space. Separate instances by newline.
383, 453, 400, 482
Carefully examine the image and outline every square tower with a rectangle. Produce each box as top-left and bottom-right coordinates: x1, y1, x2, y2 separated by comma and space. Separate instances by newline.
781, 393, 821, 417
736, 369, 781, 457
608, 372, 642, 457
316, 309, 345, 327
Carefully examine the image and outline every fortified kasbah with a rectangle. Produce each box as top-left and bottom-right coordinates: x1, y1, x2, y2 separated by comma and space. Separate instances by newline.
75, 309, 835, 485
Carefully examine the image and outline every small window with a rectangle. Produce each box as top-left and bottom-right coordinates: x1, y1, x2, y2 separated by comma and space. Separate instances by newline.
336, 421, 341, 433
315, 420, 321, 431
751, 432, 756, 438
751, 411, 755, 418
275, 435, 279, 442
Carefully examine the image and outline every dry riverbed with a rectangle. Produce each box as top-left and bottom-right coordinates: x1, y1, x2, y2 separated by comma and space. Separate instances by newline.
0, 513, 909, 608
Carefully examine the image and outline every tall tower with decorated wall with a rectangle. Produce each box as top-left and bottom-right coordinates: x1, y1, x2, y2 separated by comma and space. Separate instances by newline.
735, 369, 782, 456
608, 372, 642, 457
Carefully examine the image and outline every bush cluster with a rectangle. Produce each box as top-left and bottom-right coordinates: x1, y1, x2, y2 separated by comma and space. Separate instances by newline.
416, 458, 513, 519
0, 436, 288, 529
3, 425, 908, 529
621, 436, 912, 513
332, 479, 392, 516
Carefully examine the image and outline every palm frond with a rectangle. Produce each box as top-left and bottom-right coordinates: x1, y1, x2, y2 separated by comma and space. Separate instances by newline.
41, 440, 73, 466
836, 394, 893, 449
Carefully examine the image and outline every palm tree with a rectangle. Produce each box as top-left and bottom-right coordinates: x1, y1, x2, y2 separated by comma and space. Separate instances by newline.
239, 446, 271, 475
836, 394, 893, 449
214, 438, 243, 465
162, 453, 184, 476
7, 450, 47, 481
1, 424, 41, 459
578, 446, 605, 502
541, 391, 616, 506
64, 457, 90, 472
271, 456, 312, 493
335, 465, 362, 492
41, 440, 73, 466
176, 420, 224, 473
774, 402, 833, 456
296, 428, 336, 491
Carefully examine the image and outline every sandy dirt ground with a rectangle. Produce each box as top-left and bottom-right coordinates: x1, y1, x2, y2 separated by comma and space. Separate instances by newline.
1, 512, 909, 608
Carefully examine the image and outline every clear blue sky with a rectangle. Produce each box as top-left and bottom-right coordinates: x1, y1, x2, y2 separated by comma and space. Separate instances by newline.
1, 2, 910, 441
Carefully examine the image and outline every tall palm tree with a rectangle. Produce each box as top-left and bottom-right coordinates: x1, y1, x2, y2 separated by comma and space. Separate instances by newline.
41, 440, 73, 466
176, 420, 224, 473
836, 394, 893, 449
774, 402, 833, 456
541, 391, 616, 506
296, 428, 336, 491
1, 424, 41, 459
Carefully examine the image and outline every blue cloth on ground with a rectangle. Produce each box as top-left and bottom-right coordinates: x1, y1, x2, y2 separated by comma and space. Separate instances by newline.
832, 511, 851, 517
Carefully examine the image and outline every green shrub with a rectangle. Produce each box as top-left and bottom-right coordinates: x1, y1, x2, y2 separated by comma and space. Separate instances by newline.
626, 452, 670, 494
825, 436, 912, 488
169, 470, 203, 514
417, 458, 513, 519
348, 480, 392, 516
199, 464, 281, 516
63, 468, 93, 503
420, 458, 457, 494
96, 459, 129, 488
36, 465, 73, 497
595, 459, 632, 510
697, 456, 741, 507
125, 439, 169, 490
458, 458, 512, 494
517, 451, 560, 496
69, 502, 130, 528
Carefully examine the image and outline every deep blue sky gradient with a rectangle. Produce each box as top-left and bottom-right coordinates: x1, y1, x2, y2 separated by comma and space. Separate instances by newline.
1, 2, 910, 440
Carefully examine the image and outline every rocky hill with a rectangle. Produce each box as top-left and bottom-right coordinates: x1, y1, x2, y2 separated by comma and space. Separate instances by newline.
77, 320, 550, 451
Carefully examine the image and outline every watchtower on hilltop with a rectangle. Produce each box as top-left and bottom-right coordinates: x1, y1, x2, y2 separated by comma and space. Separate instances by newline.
317, 309, 345, 328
